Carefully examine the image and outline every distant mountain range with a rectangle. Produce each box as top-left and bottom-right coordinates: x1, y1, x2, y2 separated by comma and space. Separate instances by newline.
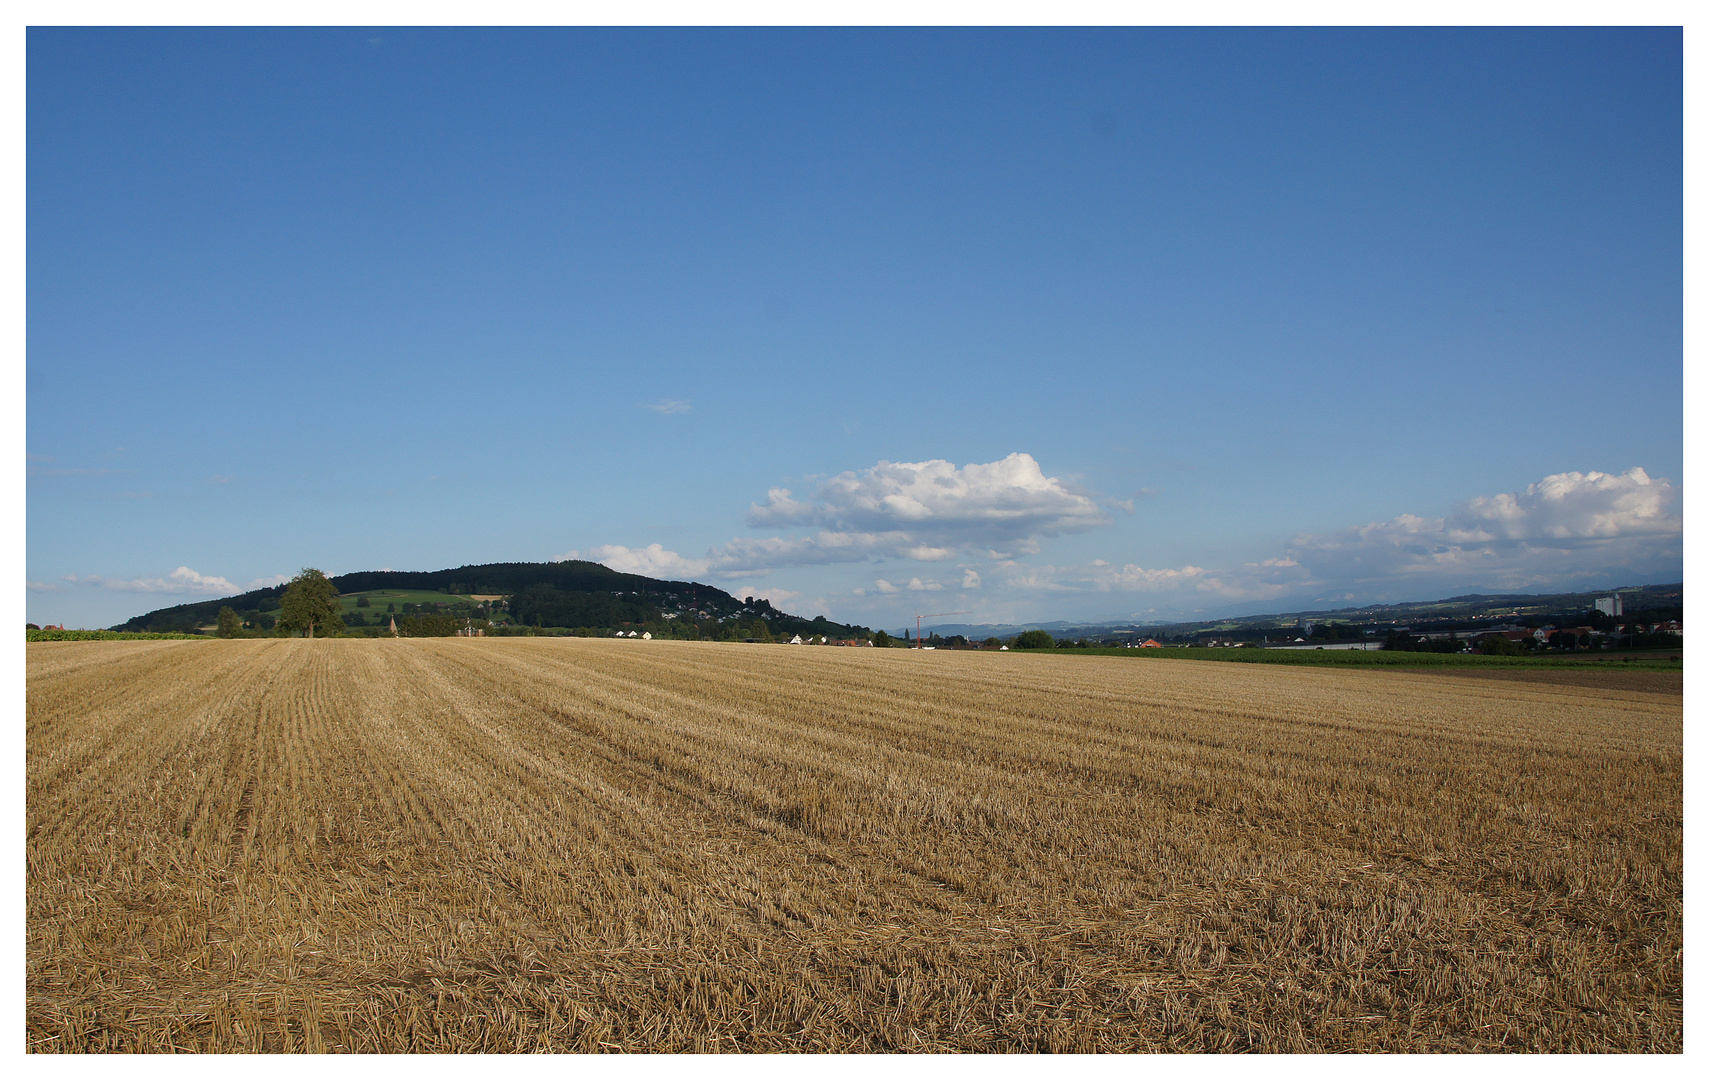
901, 583, 1684, 641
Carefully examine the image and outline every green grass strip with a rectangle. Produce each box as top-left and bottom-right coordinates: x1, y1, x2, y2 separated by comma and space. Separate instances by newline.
26, 630, 211, 642
1028, 646, 1682, 670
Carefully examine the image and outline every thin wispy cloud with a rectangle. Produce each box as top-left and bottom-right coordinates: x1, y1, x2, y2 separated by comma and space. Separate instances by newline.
72, 567, 292, 596
643, 399, 692, 415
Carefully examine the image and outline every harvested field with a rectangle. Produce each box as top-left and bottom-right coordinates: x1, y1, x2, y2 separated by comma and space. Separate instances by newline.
1401, 666, 1683, 696
27, 637, 1682, 1052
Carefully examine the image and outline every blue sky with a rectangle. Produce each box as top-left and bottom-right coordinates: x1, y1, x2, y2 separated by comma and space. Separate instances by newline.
26, 26, 1683, 630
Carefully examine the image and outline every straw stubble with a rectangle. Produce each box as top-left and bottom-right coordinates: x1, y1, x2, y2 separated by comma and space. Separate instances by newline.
27, 637, 1681, 1052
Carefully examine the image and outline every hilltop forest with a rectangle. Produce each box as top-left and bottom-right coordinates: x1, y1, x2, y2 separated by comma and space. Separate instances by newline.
114, 560, 872, 642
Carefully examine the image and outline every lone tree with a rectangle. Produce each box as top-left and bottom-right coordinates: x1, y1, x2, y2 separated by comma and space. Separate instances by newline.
216, 606, 242, 638
1013, 629, 1055, 649
277, 568, 345, 639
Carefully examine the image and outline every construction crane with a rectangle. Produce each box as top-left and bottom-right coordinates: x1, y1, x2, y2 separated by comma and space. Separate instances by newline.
912, 610, 971, 649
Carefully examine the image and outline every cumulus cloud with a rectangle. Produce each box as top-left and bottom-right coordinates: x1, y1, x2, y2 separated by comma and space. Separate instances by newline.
570, 537, 874, 582
75, 566, 291, 596
1045, 467, 1683, 608
662, 453, 1113, 575
748, 453, 1107, 551
1453, 467, 1676, 542
737, 587, 802, 608
568, 454, 1111, 589
571, 464, 1677, 622
1285, 467, 1681, 588
578, 544, 712, 579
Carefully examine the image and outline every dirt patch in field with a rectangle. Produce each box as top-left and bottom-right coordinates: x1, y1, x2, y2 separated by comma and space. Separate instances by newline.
1401, 666, 1682, 695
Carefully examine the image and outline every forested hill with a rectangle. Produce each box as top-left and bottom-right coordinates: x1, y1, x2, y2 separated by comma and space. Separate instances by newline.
113, 560, 870, 640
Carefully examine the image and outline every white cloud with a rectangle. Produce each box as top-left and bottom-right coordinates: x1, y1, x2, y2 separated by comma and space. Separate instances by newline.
582, 544, 712, 579
27, 580, 61, 592
1002, 566, 1080, 592
1087, 563, 1213, 591
1007, 561, 1281, 602
737, 587, 802, 608
711, 534, 859, 570
1285, 467, 1681, 588
575, 455, 1110, 588
643, 399, 692, 415
1451, 467, 1676, 542
748, 453, 1107, 548
75, 566, 289, 596
675, 454, 1113, 576
904, 545, 956, 561
1044, 467, 1684, 611
570, 465, 1678, 626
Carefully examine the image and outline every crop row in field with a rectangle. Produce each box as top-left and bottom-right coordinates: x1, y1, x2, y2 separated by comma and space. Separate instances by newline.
26, 638, 1681, 1052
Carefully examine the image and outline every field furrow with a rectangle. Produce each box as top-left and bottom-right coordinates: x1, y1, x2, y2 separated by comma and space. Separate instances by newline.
27, 637, 1681, 1052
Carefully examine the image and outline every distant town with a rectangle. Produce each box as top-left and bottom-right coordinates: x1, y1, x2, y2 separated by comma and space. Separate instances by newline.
897, 583, 1683, 655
